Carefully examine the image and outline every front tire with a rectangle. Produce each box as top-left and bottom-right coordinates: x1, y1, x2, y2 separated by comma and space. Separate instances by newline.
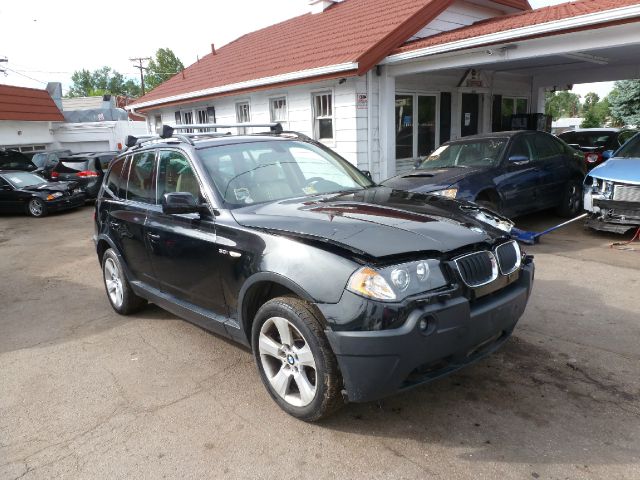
252, 296, 343, 422
557, 180, 583, 218
101, 248, 147, 315
27, 198, 47, 217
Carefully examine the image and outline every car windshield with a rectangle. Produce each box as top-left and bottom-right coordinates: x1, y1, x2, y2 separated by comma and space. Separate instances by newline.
31, 153, 47, 168
197, 140, 373, 207
418, 139, 507, 169
558, 131, 614, 147
614, 134, 640, 158
2, 172, 46, 188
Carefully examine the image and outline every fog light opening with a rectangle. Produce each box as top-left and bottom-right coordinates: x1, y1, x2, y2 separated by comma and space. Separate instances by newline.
418, 315, 436, 336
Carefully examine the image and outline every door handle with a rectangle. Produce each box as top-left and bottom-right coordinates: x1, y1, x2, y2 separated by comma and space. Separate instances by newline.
147, 233, 161, 240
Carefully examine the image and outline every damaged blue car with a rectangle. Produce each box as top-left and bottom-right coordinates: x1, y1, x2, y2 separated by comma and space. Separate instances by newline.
584, 132, 640, 233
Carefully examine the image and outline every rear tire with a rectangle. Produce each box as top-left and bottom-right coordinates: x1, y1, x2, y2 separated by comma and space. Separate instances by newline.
556, 180, 583, 218
27, 198, 47, 217
101, 248, 147, 315
252, 296, 343, 422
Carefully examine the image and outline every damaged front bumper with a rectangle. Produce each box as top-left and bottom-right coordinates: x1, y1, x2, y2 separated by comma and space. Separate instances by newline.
584, 181, 640, 234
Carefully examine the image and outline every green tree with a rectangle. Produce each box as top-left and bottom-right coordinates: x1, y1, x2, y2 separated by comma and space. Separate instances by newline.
545, 91, 582, 120
68, 66, 140, 98
609, 80, 640, 127
580, 92, 611, 128
145, 48, 184, 92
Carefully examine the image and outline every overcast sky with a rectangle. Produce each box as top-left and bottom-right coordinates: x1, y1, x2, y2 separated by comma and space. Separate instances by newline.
0, 0, 613, 99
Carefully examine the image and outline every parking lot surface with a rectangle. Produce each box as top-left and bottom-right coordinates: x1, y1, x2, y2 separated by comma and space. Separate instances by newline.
1, 207, 639, 479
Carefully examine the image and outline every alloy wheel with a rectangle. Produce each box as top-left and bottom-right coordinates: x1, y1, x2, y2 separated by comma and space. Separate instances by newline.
104, 257, 124, 308
258, 316, 318, 407
28, 199, 43, 217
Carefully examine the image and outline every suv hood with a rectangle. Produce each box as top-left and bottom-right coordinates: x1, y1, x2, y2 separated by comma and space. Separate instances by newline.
231, 187, 509, 258
382, 166, 485, 193
589, 158, 640, 185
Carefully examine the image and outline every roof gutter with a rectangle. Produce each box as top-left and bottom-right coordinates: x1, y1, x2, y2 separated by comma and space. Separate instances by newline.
382, 3, 640, 64
127, 62, 359, 111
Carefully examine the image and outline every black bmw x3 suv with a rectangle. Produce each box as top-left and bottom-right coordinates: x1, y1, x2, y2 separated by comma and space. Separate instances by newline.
94, 124, 534, 421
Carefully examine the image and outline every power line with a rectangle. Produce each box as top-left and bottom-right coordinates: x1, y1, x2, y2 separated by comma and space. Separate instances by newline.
130, 57, 151, 95
4, 66, 47, 85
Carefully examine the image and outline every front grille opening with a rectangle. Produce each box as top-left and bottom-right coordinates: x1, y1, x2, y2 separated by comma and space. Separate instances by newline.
454, 251, 497, 287
403, 357, 453, 387
495, 240, 520, 275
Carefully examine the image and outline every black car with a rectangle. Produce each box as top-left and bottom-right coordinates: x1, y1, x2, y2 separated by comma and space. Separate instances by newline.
52, 154, 106, 199
0, 171, 85, 217
558, 128, 637, 169
94, 125, 534, 421
0, 149, 38, 172
383, 131, 586, 219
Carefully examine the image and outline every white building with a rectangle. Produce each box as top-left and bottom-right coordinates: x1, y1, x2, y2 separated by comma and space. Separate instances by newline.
129, 0, 640, 181
0, 83, 147, 154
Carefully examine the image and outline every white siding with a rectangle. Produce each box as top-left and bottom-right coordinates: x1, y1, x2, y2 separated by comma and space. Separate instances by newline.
410, 0, 505, 41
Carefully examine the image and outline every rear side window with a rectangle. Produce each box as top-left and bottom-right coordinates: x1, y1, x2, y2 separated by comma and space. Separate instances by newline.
531, 134, 559, 161
104, 157, 128, 199
127, 151, 156, 204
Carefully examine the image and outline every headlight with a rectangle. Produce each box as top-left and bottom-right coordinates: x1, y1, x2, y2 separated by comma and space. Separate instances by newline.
346, 259, 447, 302
431, 188, 458, 199
46, 192, 63, 201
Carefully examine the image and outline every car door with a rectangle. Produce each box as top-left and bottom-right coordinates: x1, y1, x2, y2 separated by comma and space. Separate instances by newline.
106, 151, 158, 288
0, 176, 20, 212
530, 132, 568, 208
497, 134, 539, 216
144, 149, 229, 331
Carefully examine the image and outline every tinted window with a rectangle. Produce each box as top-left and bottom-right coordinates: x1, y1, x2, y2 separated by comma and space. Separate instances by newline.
618, 131, 636, 146
127, 151, 156, 204
157, 150, 202, 202
104, 157, 128, 199
615, 134, 640, 158
56, 159, 90, 173
508, 136, 533, 160
558, 131, 614, 148
0, 150, 35, 171
531, 134, 559, 160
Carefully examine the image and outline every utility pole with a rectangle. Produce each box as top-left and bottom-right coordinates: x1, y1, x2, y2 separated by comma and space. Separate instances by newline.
130, 57, 151, 95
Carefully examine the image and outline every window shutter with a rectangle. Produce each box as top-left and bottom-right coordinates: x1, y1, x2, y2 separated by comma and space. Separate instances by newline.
206, 106, 216, 123
440, 92, 451, 144
174, 112, 181, 124
492, 95, 503, 132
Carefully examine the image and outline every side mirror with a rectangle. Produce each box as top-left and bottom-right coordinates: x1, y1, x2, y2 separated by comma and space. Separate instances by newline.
602, 150, 614, 160
162, 192, 207, 215
508, 155, 530, 164
1, 185, 12, 191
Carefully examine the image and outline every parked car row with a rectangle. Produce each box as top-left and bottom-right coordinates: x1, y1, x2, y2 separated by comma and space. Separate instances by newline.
0, 148, 118, 216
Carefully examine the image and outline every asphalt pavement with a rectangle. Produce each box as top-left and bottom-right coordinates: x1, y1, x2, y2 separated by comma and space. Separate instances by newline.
1, 207, 639, 479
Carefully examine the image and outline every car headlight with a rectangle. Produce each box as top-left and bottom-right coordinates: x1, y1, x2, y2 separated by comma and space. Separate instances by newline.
46, 192, 63, 201
431, 187, 458, 199
346, 259, 447, 302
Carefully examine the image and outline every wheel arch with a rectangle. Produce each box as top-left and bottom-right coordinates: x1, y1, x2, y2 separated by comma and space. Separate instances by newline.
474, 187, 502, 206
238, 272, 316, 347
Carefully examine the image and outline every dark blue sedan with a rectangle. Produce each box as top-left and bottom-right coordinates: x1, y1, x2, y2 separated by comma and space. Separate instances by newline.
383, 131, 587, 218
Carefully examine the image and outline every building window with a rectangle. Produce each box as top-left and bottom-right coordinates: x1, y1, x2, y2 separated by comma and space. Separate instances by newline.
182, 111, 194, 133
395, 94, 438, 166
313, 92, 333, 141
196, 108, 210, 132
270, 97, 287, 123
154, 115, 162, 134
236, 102, 251, 134
498, 97, 528, 131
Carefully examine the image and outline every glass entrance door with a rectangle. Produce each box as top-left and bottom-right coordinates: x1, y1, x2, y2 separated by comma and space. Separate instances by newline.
395, 94, 438, 172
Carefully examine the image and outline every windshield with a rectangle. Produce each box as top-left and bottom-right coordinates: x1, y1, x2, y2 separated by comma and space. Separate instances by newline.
197, 140, 373, 207
1, 172, 46, 188
614, 134, 640, 158
418, 139, 507, 169
558, 131, 614, 148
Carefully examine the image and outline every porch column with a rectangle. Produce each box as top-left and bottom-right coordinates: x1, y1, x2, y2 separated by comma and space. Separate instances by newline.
378, 68, 396, 180
531, 84, 547, 114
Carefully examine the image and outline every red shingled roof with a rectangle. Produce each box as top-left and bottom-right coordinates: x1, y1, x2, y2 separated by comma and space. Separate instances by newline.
393, 0, 640, 55
134, 0, 530, 109
0, 84, 64, 122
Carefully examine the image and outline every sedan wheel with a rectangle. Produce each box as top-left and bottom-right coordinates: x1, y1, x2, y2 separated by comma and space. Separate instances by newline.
557, 180, 583, 217
27, 198, 46, 217
259, 316, 318, 407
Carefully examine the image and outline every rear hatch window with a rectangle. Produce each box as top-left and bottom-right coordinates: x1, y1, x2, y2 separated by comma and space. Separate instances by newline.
0, 150, 36, 171
56, 159, 90, 173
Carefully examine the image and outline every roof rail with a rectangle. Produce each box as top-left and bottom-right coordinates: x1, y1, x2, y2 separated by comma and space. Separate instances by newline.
170, 122, 283, 134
